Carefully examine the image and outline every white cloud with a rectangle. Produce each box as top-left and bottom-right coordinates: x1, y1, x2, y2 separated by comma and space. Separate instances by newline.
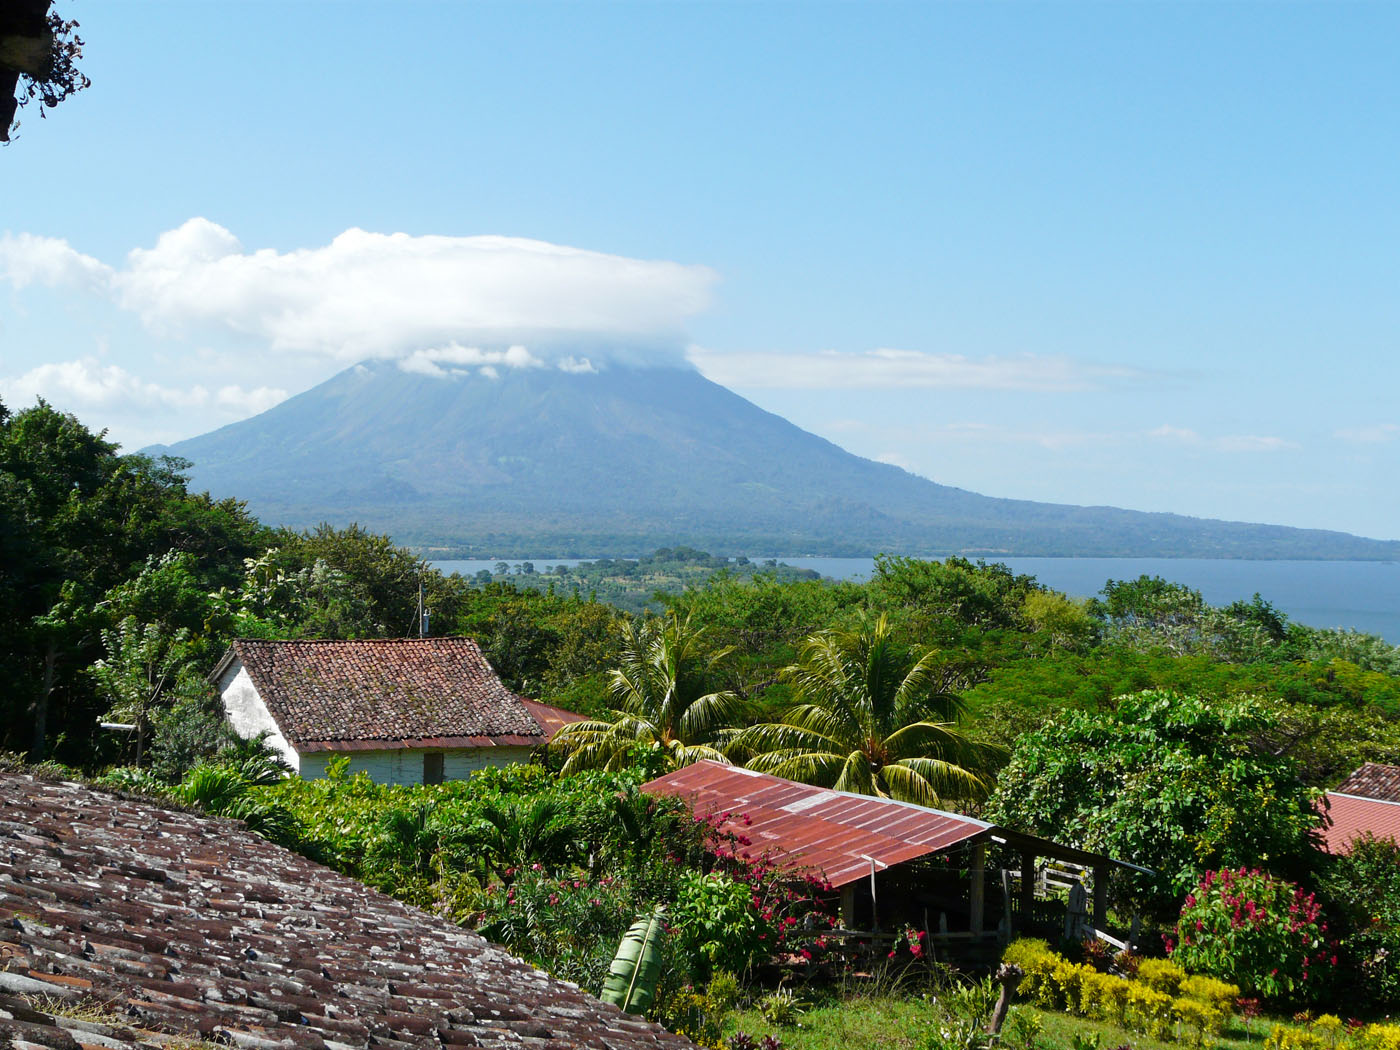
1149, 424, 1201, 443
398, 343, 545, 378
1335, 423, 1400, 444
0, 233, 112, 291
0, 359, 290, 446
215, 384, 287, 415
687, 346, 1152, 391
874, 451, 914, 470
1215, 434, 1297, 453
557, 355, 598, 374
97, 218, 716, 359
0, 358, 205, 411
1150, 425, 1296, 453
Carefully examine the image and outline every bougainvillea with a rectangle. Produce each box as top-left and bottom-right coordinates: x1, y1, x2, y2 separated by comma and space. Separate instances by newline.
1169, 867, 1333, 1002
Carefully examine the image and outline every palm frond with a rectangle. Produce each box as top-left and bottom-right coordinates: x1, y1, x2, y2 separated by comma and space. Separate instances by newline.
893, 755, 995, 803
732, 718, 843, 756
831, 750, 880, 797
746, 748, 848, 786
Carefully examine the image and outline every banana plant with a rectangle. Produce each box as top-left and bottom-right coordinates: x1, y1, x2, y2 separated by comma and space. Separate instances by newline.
599, 905, 666, 1015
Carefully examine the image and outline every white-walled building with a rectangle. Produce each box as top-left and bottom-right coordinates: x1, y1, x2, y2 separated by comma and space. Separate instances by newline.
213, 637, 581, 784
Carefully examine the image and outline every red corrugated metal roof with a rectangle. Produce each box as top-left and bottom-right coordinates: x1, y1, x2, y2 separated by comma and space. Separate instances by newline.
1321, 792, 1400, 854
643, 761, 992, 888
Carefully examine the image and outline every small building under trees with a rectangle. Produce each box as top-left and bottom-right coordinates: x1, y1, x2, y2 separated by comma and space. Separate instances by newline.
213, 637, 581, 784
644, 760, 1150, 957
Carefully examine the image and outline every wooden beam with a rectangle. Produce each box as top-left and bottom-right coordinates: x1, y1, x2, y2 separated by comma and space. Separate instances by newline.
969, 841, 986, 935
840, 885, 856, 929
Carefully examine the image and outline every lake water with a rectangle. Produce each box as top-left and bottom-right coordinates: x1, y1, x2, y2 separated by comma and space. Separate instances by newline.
432, 557, 1400, 643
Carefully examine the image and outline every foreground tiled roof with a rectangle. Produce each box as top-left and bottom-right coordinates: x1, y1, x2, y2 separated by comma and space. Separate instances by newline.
0, 772, 693, 1050
1334, 762, 1400, 803
1321, 790, 1400, 854
219, 638, 545, 750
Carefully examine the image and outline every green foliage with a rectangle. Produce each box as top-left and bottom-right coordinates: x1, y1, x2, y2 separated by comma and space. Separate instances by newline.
870, 555, 1044, 633
733, 613, 1005, 806
1317, 834, 1400, 1007
470, 548, 826, 617
987, 690, 1325, 917
757, 986, 806, 1027
171, 764, 299, 845
1170, 867, 1331, 1002
0, 401, 266, 764
672, 871, 768, 978
553, 611, 748, 773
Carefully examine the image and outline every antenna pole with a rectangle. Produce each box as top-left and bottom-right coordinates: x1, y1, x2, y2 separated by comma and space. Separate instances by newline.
417, 576, 426, 638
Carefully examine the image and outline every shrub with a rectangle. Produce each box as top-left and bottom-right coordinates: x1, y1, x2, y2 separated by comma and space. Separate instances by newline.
1171, 867, 1332, 1002
1080, 971, 1129, 1025
672, 870, 769, 977
1050, 959, 1096, 1014
1318, 834, 1400, 1008
1137, 958, 1186, 997
1178, 974, 1240, 1014
1171, 997, 1226, 1043
1125, 983, 1174, 1039
1003, 938, 1059, 1004
1356, 1025, 1400, 1050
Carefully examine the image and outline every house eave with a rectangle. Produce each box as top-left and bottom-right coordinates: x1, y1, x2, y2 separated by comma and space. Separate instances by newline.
294, 734, 544, 754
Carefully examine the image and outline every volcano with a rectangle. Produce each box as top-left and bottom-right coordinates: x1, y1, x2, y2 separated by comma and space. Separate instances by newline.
148, 360, 1400, 559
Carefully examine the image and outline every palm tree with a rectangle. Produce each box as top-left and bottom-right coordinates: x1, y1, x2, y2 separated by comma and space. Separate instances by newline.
551, 611, 749, 774
730, 614, 1005, 807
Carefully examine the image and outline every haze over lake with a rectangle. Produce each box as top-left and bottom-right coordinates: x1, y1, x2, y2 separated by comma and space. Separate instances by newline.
434, 557, 1400, 644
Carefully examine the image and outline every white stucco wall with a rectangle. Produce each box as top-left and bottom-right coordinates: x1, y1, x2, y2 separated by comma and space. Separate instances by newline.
298, 746, 535, 785
216, 662, 302, 772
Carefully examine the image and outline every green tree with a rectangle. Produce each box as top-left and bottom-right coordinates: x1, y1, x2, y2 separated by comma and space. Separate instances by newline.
90, 616, 203, 768
551, 612, 748, 773
0, 400, 265, 762
986, 689, 1325, 918
731, 613, 1005, 806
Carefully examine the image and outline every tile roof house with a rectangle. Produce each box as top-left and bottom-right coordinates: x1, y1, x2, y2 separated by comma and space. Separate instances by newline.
1321, 763, 1400, 854
213, 638, 584, 785
0, 771, 693, 1050
1335, 762, 1400, 802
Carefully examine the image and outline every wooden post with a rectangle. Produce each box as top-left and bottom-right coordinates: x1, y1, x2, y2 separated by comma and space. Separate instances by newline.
1092, 864, 1109, 932
840, 885, 856, 929
1001, 868, 1013, 936
1020, 849, 1036, 924
969, 841, 986, 936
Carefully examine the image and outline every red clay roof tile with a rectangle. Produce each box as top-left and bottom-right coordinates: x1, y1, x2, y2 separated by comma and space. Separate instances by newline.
1335, 762, 1400, 803
222, 637, 545, 749
0, 771, 693, 1050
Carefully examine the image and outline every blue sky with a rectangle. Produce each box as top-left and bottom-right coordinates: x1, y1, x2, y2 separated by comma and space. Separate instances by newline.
2, 1, 1397, 540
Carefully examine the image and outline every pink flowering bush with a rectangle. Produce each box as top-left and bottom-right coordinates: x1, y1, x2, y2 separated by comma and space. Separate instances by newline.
1169, 867, 1333, 1002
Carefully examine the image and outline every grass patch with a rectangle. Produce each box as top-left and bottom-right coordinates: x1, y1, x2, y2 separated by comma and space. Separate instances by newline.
723, 997, 1284, 1050
728, 993, 944, 1050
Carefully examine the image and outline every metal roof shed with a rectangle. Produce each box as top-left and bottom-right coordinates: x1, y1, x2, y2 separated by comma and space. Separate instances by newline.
644, 760, 1148, 943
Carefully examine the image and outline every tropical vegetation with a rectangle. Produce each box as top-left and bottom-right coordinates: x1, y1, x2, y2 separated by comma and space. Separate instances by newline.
13, 395, 1400, 1043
